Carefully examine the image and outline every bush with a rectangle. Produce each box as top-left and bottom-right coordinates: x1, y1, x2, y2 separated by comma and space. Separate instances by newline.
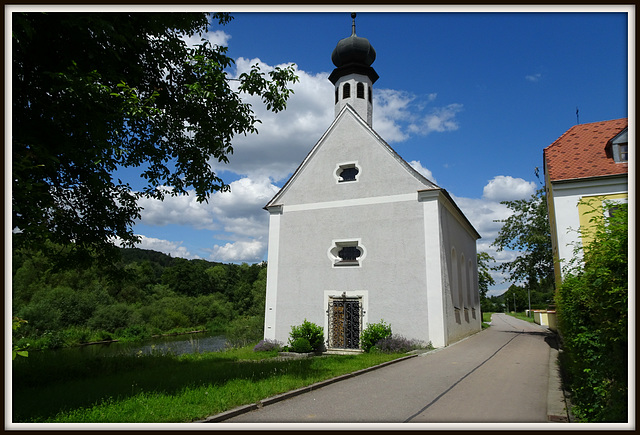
288, 319, 324, 352
556, 202, 627, 422
360, 320, 392, 352
225, 315, 264, 348
289, 337, 313, 353
373, 335, 429, 353
88, 303, 135, 332
253, 339, 283, 352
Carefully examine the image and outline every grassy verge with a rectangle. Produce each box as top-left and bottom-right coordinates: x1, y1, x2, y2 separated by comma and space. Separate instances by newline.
506, 311, 535, 323
482, 312, 493, 325
12, 344, 410, 423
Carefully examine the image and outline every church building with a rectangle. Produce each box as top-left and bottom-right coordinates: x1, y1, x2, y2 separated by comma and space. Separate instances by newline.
263, 14, 481, 349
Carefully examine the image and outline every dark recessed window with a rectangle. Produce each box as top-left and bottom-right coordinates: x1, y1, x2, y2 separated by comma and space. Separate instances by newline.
368, 85, 372, 103
338, 246, 360, 261
343, 83, 350, 99
338, 166, 359, 182
357, 82, 365, 99
335, 88, 339, 104
330, 241, 365, 267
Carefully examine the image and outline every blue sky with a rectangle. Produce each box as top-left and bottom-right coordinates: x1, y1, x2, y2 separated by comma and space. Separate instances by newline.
113, 7, 630, 296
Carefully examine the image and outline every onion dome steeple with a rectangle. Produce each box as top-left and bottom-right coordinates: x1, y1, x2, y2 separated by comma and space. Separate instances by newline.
329, 13, 379, 85
329, 13, 378, 126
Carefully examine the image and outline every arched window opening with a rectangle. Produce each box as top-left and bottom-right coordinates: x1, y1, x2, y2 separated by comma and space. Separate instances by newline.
343, 83, 351, 99
451, 248, 459, 309
335, 88, 339, 104
458, 254, 465, 309
368, 85, 372, 103
357, 82, 365, 99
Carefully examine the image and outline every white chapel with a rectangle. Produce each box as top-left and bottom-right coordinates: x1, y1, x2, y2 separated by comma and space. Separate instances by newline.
263, 14, 481, 349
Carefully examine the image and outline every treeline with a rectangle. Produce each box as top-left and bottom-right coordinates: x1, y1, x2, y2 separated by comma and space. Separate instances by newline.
12, 247, 267, 350
481, 284, 555, 313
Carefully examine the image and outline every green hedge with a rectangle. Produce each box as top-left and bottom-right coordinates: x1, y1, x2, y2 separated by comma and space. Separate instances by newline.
556, 202, 628, 422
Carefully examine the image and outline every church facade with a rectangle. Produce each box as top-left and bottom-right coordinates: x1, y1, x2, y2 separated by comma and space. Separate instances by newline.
263, 15, 481, 349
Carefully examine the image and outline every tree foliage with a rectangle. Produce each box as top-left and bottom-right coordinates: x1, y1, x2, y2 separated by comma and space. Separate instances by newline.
556, 202, 628, 422
477, 252, 495, 301
491, 188, 555, 298
12, 247, 267, 350
12, 12, 298, 261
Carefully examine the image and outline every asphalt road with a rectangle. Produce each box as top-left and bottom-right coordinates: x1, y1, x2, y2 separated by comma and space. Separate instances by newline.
217, 313, 563, 424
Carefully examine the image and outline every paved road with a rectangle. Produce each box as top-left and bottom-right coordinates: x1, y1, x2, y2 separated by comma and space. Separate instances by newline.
222, 314, 561, 423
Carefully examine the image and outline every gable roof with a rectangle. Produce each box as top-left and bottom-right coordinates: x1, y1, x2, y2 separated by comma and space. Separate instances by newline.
543, 118, 628, 182
265, 104, 438, 208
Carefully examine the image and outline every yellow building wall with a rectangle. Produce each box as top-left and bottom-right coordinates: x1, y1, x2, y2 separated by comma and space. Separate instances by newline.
577, 193, 628, 246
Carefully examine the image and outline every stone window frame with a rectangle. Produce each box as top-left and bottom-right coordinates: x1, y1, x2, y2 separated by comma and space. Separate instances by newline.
328, 239, 366, 268
334, 162, 360, 184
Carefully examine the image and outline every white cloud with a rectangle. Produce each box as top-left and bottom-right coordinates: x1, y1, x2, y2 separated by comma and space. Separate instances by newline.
373, 89, 416, 142
451, 175, 538, 295
135, 235, 198, 259
408, 160, 437, 184
482, 175, 536, 202
210, 177, 280, 239
208, 239, 265, 263
525, 73, 542, 82
374, 91, 462, 142
421, 103, 463, 134
137, 189, 219, 231
211, 58, 334, 182
134, 177, 279, 262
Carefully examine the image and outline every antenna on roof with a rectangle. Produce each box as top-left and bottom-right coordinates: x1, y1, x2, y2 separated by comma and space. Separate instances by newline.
576, 106, 580, 125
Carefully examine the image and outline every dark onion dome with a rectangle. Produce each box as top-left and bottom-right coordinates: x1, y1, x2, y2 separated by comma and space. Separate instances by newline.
331, 27, 376, 67
329, 13, 379, 85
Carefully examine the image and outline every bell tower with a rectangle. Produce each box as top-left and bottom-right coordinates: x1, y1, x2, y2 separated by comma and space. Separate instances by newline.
329, 13, 379, 127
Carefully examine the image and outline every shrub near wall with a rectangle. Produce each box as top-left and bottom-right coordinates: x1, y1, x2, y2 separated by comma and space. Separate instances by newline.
288, 320, 324, 352
360, 320, 392, 353
556, 203, 628, 422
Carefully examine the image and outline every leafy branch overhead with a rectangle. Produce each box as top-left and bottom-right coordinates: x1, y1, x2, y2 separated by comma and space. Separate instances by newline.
491, 188, 554, 289
12, 12, 298, 260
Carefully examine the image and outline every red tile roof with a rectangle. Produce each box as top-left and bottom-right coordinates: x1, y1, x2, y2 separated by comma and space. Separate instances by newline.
544, 118, 628, 182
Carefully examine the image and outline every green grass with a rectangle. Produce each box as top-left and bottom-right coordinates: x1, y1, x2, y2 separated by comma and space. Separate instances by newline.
12, 344, 410, 423
506, 311, 535, 323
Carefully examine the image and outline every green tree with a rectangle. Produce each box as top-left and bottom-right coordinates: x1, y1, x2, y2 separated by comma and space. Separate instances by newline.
491, 188, 555, 307
477, 252, 495, 300
12, 12, 298, 261
12, 317, 29, 360
556, 202, 628, 422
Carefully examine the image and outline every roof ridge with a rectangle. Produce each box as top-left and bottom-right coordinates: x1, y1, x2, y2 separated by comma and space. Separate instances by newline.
545, 117, 628, 151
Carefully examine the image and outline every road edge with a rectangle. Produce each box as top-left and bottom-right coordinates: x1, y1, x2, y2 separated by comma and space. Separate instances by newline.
196, 353, 419, 423
547, 334, 571, 422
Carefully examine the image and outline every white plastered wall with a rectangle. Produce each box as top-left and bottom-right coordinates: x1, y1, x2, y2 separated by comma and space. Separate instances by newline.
550, 176, 628, 277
